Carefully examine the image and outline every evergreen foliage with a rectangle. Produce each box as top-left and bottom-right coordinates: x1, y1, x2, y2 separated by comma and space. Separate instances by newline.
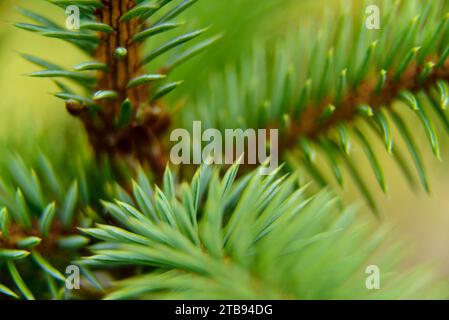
0, 0, 449, 300
16, 0, 220, 175
183, 0, 449, 213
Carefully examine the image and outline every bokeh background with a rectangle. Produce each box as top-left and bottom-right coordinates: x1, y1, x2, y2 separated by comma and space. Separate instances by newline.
1, 0, 449, 282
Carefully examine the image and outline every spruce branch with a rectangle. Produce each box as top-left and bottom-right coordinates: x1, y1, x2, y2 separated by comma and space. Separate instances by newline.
280, 58, 449, 154
3, 0, 449, 301
184, 0, 449, 212
0, 151, 113, 300
78, 163, 445, 299
17, 0, 219, 177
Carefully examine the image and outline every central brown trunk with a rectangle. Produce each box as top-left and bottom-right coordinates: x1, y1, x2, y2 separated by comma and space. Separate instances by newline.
68, 0, 171, 178
96, 0, 147, 115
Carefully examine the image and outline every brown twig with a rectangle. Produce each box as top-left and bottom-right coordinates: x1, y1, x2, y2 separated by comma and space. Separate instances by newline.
279, 58, 449, 153
67, 0, 171, 179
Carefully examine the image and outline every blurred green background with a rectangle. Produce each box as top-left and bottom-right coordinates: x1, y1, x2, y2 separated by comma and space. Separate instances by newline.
1, 0, 449, 279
